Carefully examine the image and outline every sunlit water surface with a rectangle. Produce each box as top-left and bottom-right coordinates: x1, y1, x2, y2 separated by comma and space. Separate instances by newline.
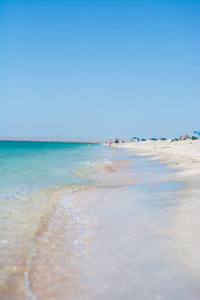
1, 143, 199, 300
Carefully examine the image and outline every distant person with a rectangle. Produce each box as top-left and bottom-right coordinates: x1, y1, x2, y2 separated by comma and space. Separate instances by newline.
183, 135, 186, 140
186, 135, 189, 139
109, 139, 112, 146
115, 138, 119, 144
179, 136, 182, 141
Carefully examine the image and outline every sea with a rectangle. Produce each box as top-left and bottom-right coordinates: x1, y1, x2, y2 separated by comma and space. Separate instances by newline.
0, 141, 112, 201
0, 141, 112, 298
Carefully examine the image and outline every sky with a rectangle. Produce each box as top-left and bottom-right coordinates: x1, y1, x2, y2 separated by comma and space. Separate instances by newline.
0, 0, 199, 139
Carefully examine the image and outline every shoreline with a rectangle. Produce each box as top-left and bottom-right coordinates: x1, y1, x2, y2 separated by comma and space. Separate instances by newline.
0, 153, 137, 299
56, 149, 200, 300
112, 140, 200, 181
0, 138, 107, 143
1, 145, 200, 299
27, 157, 138, 300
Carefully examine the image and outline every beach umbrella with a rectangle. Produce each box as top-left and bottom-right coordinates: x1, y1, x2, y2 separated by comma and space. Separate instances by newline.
193, 130, 200, 135
131, 137, 140, 141
149, 138, 157, 141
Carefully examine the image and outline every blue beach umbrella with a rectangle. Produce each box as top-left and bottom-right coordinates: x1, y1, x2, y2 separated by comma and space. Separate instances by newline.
193, 130, 200, 136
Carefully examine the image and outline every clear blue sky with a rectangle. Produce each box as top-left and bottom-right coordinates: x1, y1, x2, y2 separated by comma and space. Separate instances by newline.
0, 0, 199, 139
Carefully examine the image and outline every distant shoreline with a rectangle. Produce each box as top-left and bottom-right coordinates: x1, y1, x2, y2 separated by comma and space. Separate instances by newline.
0, 138, 106, 143
112, 139, 200, 181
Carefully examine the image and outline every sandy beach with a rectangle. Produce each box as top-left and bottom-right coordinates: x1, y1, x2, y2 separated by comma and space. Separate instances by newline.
1, 142, 200, 299
113, 139, 200, 180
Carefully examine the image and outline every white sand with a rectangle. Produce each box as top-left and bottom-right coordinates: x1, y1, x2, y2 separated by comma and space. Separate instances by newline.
113, 139, 200, 180
110, 139, 200, 299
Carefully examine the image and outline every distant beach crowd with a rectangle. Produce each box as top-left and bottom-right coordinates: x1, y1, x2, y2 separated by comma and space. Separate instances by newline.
106, 133, 198, 145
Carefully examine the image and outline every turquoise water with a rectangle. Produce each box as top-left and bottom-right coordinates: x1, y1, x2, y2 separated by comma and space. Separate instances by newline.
0, 141, 113, 297
0, 141, 109, 202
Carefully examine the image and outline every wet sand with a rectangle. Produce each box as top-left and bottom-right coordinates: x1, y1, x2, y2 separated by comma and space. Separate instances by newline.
1, 149, 200, 299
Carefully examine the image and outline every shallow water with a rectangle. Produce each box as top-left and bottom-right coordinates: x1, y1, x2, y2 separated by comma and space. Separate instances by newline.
68, 155, 199, 300
1, 145, 200, 300
0, 142, 112, 299
0, 141, 112, 200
